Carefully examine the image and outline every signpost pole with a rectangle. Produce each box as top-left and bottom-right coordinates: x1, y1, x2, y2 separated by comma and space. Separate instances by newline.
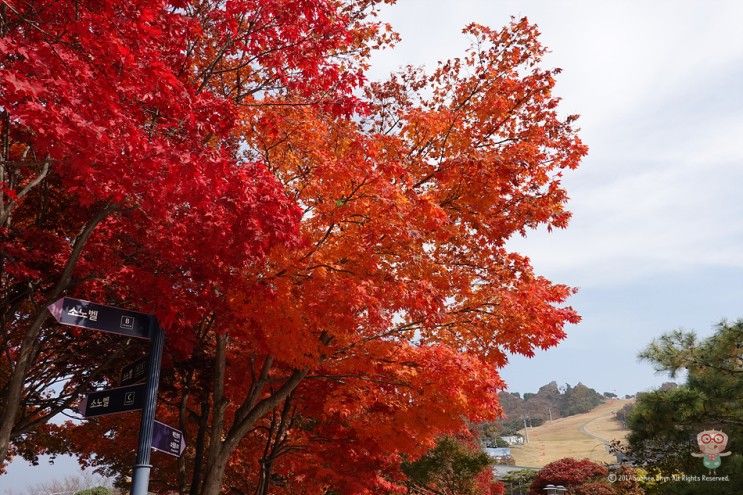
130, 316, 164, 495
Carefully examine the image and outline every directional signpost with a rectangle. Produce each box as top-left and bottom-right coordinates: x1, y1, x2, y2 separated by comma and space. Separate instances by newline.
48, 297, 165, 495
80, 383, 146, 417
152, 420, 186, 457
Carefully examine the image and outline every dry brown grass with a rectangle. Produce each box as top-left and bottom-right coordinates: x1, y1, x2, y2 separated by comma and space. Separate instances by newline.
509, 399, 632, 468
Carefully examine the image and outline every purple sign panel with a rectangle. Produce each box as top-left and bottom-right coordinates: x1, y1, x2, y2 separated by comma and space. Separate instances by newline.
48, 297, 150, 339
152, 420, 186, 457
80, 383, 146, 417
120, 357, 148, 386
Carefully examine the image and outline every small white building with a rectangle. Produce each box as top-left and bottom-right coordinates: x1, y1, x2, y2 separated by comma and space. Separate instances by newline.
485, 447, 513, 465
500, 435, 525, 445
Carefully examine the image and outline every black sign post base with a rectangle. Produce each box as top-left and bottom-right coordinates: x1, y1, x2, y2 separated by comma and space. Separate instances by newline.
130, 317, 164, 495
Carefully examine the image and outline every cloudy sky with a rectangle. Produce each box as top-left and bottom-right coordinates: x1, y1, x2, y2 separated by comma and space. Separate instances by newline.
369, 0, 743, 396
3, 1, 743, 491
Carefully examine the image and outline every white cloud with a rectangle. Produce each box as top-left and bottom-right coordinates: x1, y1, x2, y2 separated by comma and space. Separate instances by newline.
370, 0, 743, 288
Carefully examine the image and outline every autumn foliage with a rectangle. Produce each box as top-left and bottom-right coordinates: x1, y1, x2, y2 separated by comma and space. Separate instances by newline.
402, 436, 504, 495
529, 459, 644, 495
529, 458, 609, 494
0, 1, 586, 493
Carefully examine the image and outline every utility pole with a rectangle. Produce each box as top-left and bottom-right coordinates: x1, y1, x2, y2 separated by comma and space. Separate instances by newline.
549, 407, 553, 422
522, 416, 529, 444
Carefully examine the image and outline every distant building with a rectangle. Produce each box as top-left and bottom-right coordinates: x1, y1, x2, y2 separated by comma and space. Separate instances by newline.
493, 464, 537, 479
485, 447, 514, 465
486, 447, 511, 457
500, 435, 525, 445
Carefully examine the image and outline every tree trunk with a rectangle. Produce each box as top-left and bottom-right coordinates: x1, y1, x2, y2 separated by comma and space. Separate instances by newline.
198, 368, 306, 495
189, 392, 212, 495
178, 385, 191, 495
200, 452, 230, 495
256, 394, 293, 495
0, 204, 113, 458
257, 459, 273, 495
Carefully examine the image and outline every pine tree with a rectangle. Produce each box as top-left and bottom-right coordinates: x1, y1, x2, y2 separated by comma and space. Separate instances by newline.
624, 320, 743, 494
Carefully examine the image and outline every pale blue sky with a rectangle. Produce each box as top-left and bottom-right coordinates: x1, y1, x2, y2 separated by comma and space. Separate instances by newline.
367, 0, 743, 396
3, 1, 743, 491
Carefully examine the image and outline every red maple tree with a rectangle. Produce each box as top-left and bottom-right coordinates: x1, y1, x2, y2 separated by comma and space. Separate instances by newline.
530, 460, 646, 495
1, 2, 586, 494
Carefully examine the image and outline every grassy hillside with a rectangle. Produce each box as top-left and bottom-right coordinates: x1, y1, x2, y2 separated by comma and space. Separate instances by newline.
509, 399, 632, 468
